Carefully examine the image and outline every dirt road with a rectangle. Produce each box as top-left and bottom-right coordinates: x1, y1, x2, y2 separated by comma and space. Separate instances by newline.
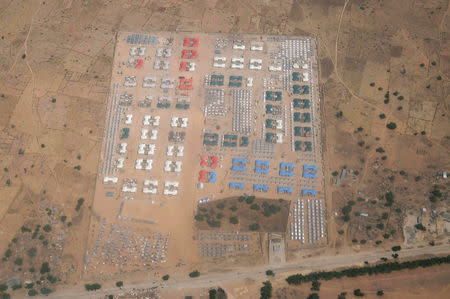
46, 243, 450, 298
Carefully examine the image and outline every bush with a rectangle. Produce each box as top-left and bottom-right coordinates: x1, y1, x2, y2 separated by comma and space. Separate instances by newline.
377, 223, 384, 230
216, 203, 225, 210
245, 197, 254, 204
415, 223, 426, 231
332, 171, 339, 176
24, 283, 34, 289
74, 165, 81, 170
47, 275, 57, 283
307, 294, 319, 299
75, 198, 85, 211
12, 284, 22, 290
216, 213, 224, 219
14, 257, 23, 265
40, 262, 50, 274
377, 290, 384, 296
229, 216, 238, 224
0, 284, 7, 292
379, 113, 386, 119
260, 281, 272, 299
40, 287, 53, 295
209, 289, 217, 299
189, 270, 200, 278
376, 147, 385, 153
311, 280, 321, 291
336, 111, 343, 118
162, 274, 169, 281
238, 196, 245, 202
60, 216, 67, 222
194, 214, 204, 221
116, 281, 123, 288
386, 122, 397, 130
43, 225, 51, 232
354, 289, 364, 297
85, 283, 101, 291
338, 292, 347, 299
266, 270, 275, 276
250, 203, 260, 210
230, 205, 238, 212
249, 223, 260, 231
28, 290, 38, 296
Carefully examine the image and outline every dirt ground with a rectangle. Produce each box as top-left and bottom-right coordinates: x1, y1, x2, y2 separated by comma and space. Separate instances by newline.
0, 0, 449, 297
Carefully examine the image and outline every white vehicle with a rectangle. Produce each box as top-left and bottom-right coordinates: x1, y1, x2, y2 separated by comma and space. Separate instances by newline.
247, 77, 253, 87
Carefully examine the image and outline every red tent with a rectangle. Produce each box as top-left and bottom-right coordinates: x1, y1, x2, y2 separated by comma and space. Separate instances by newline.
201, 155, 208, 166
210, 156, 219, 168
198, 170, 207, 182
136, 59, 143, 68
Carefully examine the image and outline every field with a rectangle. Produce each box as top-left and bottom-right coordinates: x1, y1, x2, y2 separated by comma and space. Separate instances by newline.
0, 0, 448, 298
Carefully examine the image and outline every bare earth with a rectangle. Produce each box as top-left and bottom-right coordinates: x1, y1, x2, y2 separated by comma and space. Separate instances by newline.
0, 0, 449, 298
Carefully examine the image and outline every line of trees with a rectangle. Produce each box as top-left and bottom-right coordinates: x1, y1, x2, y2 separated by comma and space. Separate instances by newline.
286, 255, 450, 285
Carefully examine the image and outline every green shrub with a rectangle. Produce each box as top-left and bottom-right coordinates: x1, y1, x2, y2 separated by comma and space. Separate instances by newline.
162, 275, 169, 281
189, 270, 200, 278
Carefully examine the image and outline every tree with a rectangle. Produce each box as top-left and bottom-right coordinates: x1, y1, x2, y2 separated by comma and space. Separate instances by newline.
336, 111, 343, 118
0, 284, 7, 292
354, 289, 364, 297
230, 205, 238, 212
5, 179, 11, 186
75, 197, 85, 211
266, 270, 275, 276
379, 113, 386, 119
40, 262, 50, 274
250, 203, 260, 210
249, 223, 260, 231
60, 216, 67, 222
392, 246, 401, 252
43, 225, 52, 232
307, 294, 319, 299
332, 171, 339, 176
230, 216, 238, 224
311, 280, 321, 291
28, 290, 38, 296
377, 290, 384, 296
162, 274, 169, 281
14, 257, 23, 266
116, 281, 123, 288
338, 292, 347, 299
386, 122, 397, 130
209, 289, 217, 299
189, 270, 200, 278
40, 287, 53, 295
260, 281, 272, 299
85, 283, 101, 291
216, 202, 225, 210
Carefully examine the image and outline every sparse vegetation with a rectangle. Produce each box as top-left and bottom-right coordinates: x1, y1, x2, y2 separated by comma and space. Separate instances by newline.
266, 270, 275, 276
162, 274, 169, 281
116, 281, 123, 288
75, 198, 85, 211
260, 281, 272, 299
85, 283, 101, 291
386, 122, 397, 130
189, 270, 200, 278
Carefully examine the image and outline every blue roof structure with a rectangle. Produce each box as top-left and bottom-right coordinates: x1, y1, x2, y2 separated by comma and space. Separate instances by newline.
277, 186, 292, 194
253, 184, 268, 192
231, 158, 247, 171
229, 182, 244, 189
279, 162, 294, 176
302, 189, 316, 196
255, 160, 269, 174
208, 172, 216, 183
303, 164, 318, 178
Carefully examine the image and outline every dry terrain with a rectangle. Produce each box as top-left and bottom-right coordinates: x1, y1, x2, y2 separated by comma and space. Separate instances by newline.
0, 0, 449, 298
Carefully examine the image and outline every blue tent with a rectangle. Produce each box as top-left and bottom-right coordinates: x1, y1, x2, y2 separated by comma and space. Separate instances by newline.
303, 165, 318, 178
302, 189, 316, 196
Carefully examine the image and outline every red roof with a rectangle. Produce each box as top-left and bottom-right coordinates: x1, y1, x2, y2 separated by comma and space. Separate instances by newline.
201, 155, 208, 166
198, 170, 207, 182
193, 38, 199, 47
179, 61, 187, 71
210, 156, 219, 168
181, 49, 188, 59
191, 50, 198, 58
183, 38, 190, 47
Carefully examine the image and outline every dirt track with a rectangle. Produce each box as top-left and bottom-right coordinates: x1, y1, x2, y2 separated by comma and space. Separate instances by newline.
46, 243, 450, 298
